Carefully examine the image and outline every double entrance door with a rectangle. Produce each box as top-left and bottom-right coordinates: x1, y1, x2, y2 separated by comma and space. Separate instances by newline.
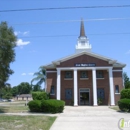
79, 88, 90, 105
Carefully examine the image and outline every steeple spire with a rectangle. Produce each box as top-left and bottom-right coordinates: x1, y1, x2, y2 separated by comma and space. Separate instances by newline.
75, 18, 92, 53
80, 19, 86, 37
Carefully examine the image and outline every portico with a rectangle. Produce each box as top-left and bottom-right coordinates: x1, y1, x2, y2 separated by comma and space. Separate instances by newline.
56, 67, 115, 106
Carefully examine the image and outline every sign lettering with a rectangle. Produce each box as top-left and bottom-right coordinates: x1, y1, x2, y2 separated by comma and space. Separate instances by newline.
75, 63, 96, 67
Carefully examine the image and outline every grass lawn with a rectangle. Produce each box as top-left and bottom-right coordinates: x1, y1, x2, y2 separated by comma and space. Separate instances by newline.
0, 101, 29, 113
109, 106, 120, 111
0, 115, 56, 130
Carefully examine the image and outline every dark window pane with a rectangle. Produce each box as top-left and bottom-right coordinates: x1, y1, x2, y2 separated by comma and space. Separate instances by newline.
65, 89, 72, 100
115, 85, 119, 93
80, 71, 88, 78
50, 85, 55, 94
96, 71, 104, 78
97, 88, 105, 99
65, 71, 72, 78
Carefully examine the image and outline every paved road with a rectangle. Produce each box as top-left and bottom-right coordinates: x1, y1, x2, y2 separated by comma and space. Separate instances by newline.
50, 106, 130, 130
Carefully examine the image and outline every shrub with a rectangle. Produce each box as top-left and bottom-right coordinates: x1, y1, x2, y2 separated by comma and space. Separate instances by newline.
118, 99, 130, 112
41, 99, 65, 113
28, 100, 41, 112
32, 92, 49, 100
120, 89, 130, 99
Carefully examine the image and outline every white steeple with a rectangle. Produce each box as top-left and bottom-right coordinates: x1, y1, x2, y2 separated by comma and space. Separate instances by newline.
75, 19, 92, 53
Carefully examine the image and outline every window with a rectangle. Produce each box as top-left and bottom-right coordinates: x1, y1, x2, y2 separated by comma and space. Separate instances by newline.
80, 71, 88, 78
115, 85, 119, 93
65, 71, 73, 79
65, 89, 72, 100
97, 88, 105, 99
81, 41, 85, 45
50, 85, 55, 95
96, 70, 104, 78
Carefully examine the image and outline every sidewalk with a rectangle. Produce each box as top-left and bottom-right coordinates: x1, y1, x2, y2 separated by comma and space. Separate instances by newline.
50, 106, 130, 130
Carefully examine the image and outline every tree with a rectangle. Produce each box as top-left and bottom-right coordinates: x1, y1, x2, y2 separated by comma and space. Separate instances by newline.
3, 92, 12, 100
11, 86, 18, 97
32, 84, 41, 91
123, 72, 130, 89
17, 82, 32, 94
0, 83, 12, 99
31, 66, 46, 89
0, 22, 16, 89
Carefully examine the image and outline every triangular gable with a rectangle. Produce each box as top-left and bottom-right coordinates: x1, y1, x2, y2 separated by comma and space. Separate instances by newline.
43, 51, 126, 68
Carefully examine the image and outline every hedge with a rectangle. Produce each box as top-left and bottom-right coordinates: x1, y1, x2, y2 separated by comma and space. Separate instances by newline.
118, 98, 130, 112
41, 99, 65, 113
28, 100, 41, 112
32, 92, 49, 100
120, 89, 130, 99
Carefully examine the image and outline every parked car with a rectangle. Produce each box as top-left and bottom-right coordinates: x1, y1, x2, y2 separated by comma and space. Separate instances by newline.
8, 99, 14, 102
1, 99, 8, 102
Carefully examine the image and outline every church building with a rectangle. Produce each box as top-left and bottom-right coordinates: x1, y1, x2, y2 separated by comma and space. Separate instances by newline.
43, 20, 126, 106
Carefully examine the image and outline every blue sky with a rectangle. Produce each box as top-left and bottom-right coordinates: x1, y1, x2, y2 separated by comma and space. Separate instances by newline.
0, 0, 130, 87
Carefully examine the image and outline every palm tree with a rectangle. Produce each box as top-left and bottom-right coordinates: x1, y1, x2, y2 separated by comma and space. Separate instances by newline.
31, 66, 46, 89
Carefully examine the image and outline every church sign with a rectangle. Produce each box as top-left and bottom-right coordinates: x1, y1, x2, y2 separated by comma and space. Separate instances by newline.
75, 63, 96, 67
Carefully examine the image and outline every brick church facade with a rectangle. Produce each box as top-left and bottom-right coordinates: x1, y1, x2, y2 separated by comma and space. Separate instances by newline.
43, 20, 126, 106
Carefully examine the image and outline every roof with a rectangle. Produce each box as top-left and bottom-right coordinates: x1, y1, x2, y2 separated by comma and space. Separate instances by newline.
17, 94, 32, 98
79, 19, 86, 37
43, 51, 126, 69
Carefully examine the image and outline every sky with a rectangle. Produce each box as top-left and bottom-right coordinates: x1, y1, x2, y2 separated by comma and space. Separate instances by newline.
0, 0, 130, 87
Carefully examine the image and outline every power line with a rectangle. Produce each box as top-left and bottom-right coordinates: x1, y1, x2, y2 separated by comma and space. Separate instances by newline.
1, 5, 130, 12
11, 17, 130, 26
18, 32, 130, 39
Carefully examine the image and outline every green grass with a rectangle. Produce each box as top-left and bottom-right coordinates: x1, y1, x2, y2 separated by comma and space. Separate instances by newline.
0, 106, 29, 113
109, 106, 120, 111
0, 115, 56, 130
0, 101, 29, 113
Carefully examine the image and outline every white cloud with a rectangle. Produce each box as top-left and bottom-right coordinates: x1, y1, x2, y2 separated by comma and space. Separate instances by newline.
16, 39, 30, 46
14, 31, 21, 36
21, 73, 26, 76
28, 73, 34, 76
23, 31, 29, 36
126, 50, 130, 54
14, 31, 29, 36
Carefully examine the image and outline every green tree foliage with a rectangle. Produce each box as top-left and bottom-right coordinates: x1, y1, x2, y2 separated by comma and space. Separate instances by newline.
32, 84, 41, 91
11, 86, 18, 96
17, 82, 32, 94
123, 72, 130, 89
31, 66, 46, 88
32, 91, 49, 100
2, 92, 12, 100
0, 22, 16, 88
0, 83, 12, 99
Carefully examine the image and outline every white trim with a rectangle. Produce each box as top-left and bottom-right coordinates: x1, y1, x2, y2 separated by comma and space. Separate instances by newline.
112, 70, 122, 72
56, 69, 61, 100
50, 93, 55, 95
115, 93, 120, 95
46, 71, 57, 73
92, 69, 98, 106
64, 78, 73, 80
97, 78, 105, 80
74, 69, 78, 106
57, 66, 113, 70
109, 68, 115, 106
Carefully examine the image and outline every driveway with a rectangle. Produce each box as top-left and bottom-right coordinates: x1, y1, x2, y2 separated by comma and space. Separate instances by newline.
50, 106, 130, 130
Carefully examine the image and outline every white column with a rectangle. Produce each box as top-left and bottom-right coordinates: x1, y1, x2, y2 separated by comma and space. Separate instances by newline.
57, 69, 61, 100
74, 69, 78, 106
92, 69, 97, 106
108, 68, 115, 106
